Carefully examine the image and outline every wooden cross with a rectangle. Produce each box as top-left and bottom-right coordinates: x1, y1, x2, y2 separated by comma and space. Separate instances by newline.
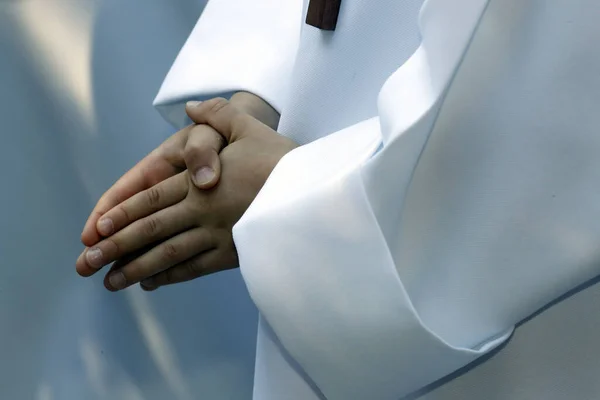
306, 0, 342, 31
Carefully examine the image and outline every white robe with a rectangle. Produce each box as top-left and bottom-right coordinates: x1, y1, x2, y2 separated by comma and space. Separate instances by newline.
0, 1, 259, 399
155, 0, 600, 399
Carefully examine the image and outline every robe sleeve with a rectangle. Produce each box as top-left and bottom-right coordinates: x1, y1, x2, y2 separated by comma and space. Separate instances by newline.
152, 0, 304, 129
233, 0, 600, 398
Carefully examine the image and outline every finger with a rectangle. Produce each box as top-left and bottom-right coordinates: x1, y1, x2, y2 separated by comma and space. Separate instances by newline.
78, 173, 188, 275
104, 228, 215, 291
186, 98, 248, 143
75, 202, 195, 276
184, 124, 226, 189
81, 152, 178, 246
95, 172, 189, 237
75, 250, 94, 277
103, 245, 152, 277
77, 245, 143, 278
81, 127, 191, 247
228, 91, 280, 129
140, 248, 237, 291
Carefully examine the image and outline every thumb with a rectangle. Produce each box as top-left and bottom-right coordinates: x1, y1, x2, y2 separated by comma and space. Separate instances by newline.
183, 124, 226, 189
186, 98, 244, 143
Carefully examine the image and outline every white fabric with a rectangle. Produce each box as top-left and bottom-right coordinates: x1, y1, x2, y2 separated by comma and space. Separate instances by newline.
0, 1, 259, 399
253, 317, 325, 400
155, 0, 600, 398
153, 0, 304, 127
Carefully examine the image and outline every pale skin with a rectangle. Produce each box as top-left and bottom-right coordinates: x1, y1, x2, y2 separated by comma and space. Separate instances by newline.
80, 92, 279, 247
77, 95, 297, 291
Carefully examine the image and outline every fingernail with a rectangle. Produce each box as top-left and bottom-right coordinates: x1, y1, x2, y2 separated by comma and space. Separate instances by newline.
97, 218, 114, 236
195, 167, 215, 185
86, 248, 104, 269
109, 272, 126, 290
186, 101, 202, 108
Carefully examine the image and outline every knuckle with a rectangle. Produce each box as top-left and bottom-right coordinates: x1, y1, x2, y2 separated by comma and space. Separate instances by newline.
183, 141, 198, 158
107, 239, 120, 253
120, 263, 136, 283
92, 210, 104, 221
186, 258, 203, 276
208, 98, 230, 116
99, 239, 120, 261
146, 187, 161, 208
142, 217, 161, 238
162, 243, 179, 260
183, 142, 207, 162
184, 129, 221, 161
118, 204, 132, 224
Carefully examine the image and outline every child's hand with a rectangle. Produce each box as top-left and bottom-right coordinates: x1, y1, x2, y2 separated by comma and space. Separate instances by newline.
80, 92, 279, 249
76, 98, 297, 291
80, 123, 225, 248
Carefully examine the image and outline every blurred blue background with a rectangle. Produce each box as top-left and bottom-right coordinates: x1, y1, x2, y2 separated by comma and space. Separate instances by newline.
0, 1, 257, 398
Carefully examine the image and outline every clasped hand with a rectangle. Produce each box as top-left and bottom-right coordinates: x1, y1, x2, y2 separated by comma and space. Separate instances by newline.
76, 97, 297, 291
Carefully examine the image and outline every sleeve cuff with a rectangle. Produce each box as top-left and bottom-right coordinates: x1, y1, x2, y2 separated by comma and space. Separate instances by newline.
233, 118, 512, 399
152, 0, 303, 129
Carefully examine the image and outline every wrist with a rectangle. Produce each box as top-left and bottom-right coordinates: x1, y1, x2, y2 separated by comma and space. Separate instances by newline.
230, 92, 280, 130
